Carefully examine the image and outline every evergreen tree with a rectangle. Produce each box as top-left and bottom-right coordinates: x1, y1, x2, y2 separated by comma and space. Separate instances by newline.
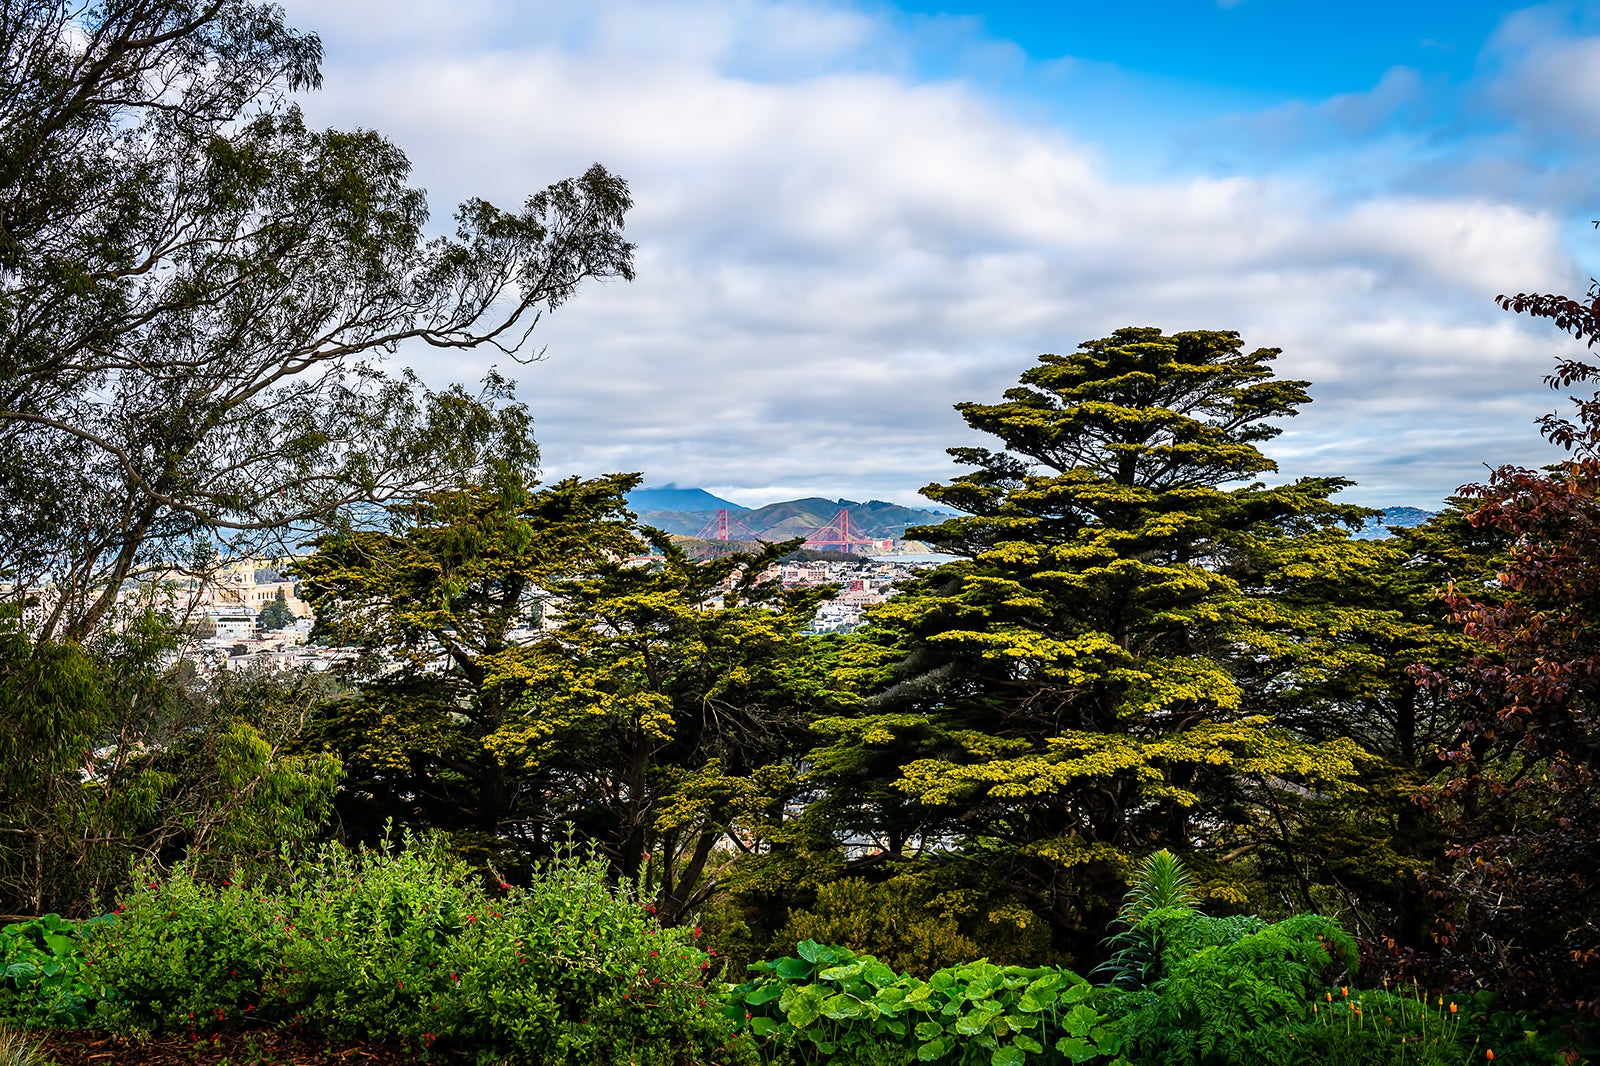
295, 474, 838, 915
810, 327, 1370, 959
256, 588, 294, 632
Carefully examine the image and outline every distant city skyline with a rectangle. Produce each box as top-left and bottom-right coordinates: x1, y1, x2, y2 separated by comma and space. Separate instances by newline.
280, 0, 1600, 509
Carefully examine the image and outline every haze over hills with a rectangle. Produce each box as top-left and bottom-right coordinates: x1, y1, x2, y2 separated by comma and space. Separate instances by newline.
627, 486, 953, 542
628, 486, 1437, 544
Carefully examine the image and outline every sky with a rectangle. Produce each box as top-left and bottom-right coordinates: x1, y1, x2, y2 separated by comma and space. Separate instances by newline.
277, 0, 1600, 509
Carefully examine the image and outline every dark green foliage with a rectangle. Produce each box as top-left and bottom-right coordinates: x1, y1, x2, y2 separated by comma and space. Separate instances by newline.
297, 474, 839, 919
728, 940, 1116, 1065
255, 589, 293, 632
0, 606, 342, 916
0, 914, 109, 1026
1106, 909, 1357, 1063
88, 835, 748, 1065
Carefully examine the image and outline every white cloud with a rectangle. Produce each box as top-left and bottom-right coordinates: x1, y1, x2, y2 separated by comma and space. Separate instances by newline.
281, 0, 1588, 509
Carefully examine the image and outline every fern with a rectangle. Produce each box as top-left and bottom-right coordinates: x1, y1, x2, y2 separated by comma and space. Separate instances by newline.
1094, 852, 1363, 1065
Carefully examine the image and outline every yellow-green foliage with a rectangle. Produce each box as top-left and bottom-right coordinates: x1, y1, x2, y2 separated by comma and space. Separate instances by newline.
809, 328, 1378, 954
772, 874, 1055, 978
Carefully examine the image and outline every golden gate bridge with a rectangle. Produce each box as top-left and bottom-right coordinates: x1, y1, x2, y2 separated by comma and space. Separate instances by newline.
691, 509, 892, 554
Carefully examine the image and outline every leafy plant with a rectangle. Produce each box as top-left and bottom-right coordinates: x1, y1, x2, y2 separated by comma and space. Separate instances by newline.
729, 940, 1118, 1065
0, 914, 109, 1026
86, 834, 750, 1065
1092, 850, 1197, 991
1104, 908, 1364, 1065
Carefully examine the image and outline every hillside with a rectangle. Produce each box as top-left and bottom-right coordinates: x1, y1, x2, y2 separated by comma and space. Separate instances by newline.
1356, 506, 1436, 539
634, 493, 950, 542
626, 485, 748, 513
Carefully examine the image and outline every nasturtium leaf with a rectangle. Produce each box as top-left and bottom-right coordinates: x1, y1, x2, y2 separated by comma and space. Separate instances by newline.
917, 1035, 955, 1061
1064, 1003, 1099, 1035
915, 1020, 944, 1041
774, 956, 812, 980
863, 961, 898, 988
821, 993, 863, 1020
819, 962, 863, 982
743, 983, 783, 1005
1056, 1036, 1096, 1063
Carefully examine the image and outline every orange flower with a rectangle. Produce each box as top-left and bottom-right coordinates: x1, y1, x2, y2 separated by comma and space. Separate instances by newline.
1326, 992, 1333, 1003
1450, 1002, 1458, 1014
1342, 987, 1350, 997
1487, 1052, 1494, 1061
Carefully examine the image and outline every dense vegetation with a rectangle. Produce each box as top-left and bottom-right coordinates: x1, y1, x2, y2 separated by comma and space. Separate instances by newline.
2, 1, 1599, 1064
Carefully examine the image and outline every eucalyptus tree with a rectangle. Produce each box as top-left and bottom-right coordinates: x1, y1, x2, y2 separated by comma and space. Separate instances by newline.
0, 0, 634, 642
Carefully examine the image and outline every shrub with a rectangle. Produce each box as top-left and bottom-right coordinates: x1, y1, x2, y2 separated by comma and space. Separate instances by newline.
0, 913, 108, 1026
87, 834, 751, 1065
1104, 908, 1358, 1064
728, 940, 1118, 1065
770, 875, 1055, 978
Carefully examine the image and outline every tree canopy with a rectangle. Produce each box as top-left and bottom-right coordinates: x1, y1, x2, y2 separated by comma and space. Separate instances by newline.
808, 328, 1374, 960
0, 0, 633, 642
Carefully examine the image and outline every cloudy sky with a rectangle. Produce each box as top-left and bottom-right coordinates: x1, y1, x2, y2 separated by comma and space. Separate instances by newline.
278, 0, 1600, 508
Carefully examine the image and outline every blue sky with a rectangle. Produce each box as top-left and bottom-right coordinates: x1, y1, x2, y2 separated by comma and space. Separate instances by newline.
283, 0, 1600, 507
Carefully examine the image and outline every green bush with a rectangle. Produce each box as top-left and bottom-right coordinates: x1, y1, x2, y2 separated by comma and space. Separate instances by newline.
87, 835, 752, 1065
0, 913, 108, 1026
728, 940, 1118, 1065
1101, 908, 1356, 1064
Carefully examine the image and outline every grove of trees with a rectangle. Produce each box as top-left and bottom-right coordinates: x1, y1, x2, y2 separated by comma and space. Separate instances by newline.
3, 0, 1597, 1037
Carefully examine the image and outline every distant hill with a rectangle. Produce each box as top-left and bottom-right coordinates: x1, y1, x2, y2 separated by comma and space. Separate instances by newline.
626, 485, 748, 514
1356, 506, 1436, 540
633, 492, 950, 543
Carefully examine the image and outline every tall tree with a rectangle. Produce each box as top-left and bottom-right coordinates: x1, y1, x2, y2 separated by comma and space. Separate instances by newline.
0, 0, 634, 641
810, 328, 1370, 960
295, 476, 836, 919
1218, 506, 1504, 952
293, 473, 639, 859
1411, 281, 1600, 1014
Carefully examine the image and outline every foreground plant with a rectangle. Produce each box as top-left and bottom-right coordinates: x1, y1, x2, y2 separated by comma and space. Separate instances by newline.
0, 914, 110, 1027
0, 1026, 49, 1066
87, 835, 748, 1065
728, 940, 1117, 1065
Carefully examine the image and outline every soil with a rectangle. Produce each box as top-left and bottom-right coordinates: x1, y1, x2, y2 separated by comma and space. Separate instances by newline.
38, 1028, 426, 1065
